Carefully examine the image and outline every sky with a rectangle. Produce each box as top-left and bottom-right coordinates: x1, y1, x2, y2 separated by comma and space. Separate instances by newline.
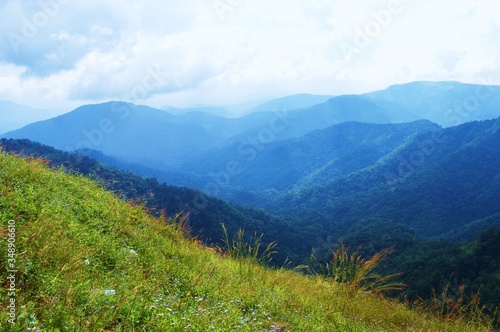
0, 0, 499, 112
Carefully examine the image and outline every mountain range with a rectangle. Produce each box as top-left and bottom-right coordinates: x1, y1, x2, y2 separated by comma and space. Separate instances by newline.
2, 81, 500, 242
266, 117, 500, 239
161, 93, 332, 117
3, 81, 500, 172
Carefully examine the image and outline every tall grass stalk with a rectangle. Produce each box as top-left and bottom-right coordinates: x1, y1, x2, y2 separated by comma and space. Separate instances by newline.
221, 223, 277, 265
314, 244, 406, 293
413, 278, 491, 325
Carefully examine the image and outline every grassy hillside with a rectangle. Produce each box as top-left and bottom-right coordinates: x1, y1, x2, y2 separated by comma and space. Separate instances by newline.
0, 153, 492, 330
0, 138, 309, 264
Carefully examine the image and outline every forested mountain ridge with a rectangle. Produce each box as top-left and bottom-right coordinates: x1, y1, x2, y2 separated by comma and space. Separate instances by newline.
179, 120, 440, 193
269, 117, 500, 238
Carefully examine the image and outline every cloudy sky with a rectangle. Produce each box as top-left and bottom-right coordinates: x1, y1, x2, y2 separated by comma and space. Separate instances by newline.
0, 0, 499, 111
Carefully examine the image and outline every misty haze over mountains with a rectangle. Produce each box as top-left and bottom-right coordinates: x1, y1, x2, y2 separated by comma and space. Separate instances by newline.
0, 101, 61, 134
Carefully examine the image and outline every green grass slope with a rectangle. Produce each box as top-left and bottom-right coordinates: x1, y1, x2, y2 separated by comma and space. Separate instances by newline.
0, 152, 491, 331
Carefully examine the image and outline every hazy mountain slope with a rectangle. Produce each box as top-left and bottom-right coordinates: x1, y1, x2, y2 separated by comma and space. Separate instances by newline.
238, 81, 500, 143
0, 100, 59, 134
1, 97, 393, 173
181, 120, 440, 193
270, 118, 500, 238
1, 102, 302, 168
364, 81, 500, 127
249, 93, 333, 113
285, 94, 414, 135
1, 102, 221, 167
221, 94, 408, 147
161, 98, 266, 117
162, 105, 232, 117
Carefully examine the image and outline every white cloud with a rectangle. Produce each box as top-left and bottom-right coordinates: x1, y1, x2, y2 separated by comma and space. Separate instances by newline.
0, 0, 499, 110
